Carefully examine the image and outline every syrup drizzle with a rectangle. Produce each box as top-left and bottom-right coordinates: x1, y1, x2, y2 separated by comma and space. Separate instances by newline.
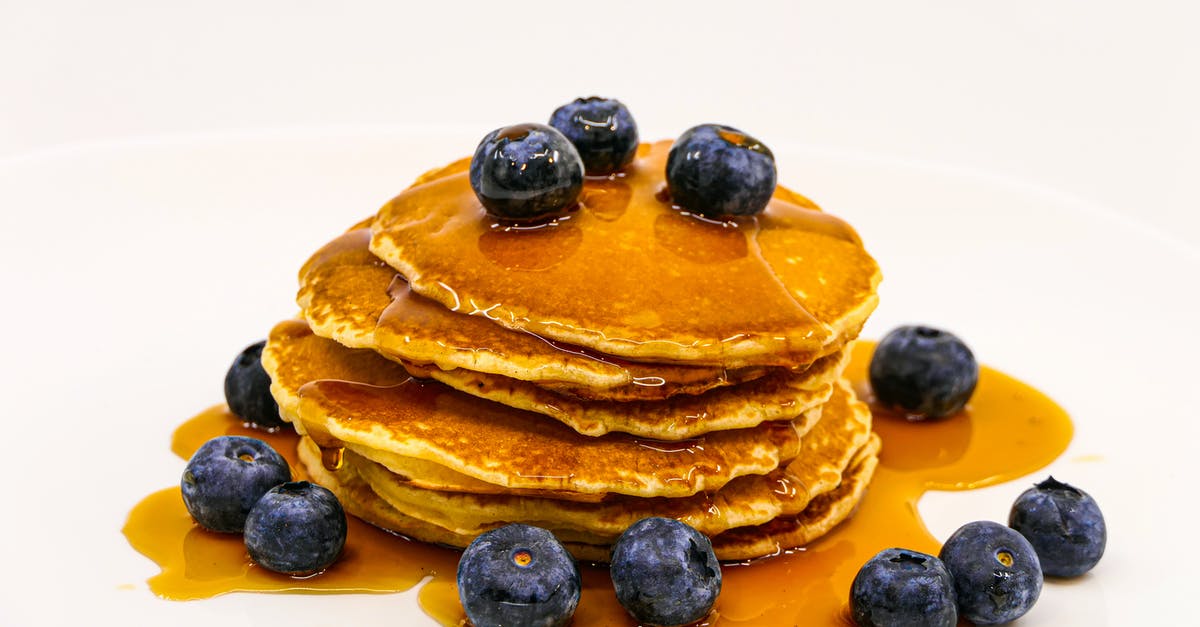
123, 341, 1072, 623
370, 141, 879, 366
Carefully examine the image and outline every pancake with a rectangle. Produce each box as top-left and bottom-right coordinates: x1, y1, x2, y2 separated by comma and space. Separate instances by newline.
298, 228, 778, 401
298, 436, 615, 555
296, 227, 393, 354
298, 431, 881, 563
265, 317, 836, 440
295, 379, 802, 498
263, 319, 806, 498
263, 319, 585, 501
340, 444, 608, 503
262, 318, 411, 420
275, 138, 885, 566
370, 141, 881, 367
711, 433, 881, 561
298, 436, 478, 548
348, 380, 872, 539
401, 349, 845, 438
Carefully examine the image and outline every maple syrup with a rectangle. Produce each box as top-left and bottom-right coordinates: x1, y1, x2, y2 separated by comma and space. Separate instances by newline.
370, 141, 880, 367
123, 340, 1072, 623
300, 227, 783, 401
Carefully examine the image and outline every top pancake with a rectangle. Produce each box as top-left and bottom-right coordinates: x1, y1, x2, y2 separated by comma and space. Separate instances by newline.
370, 142, 881, 367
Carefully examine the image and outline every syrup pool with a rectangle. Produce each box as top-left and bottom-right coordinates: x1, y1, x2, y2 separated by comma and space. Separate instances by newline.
123, 340, 1072, 624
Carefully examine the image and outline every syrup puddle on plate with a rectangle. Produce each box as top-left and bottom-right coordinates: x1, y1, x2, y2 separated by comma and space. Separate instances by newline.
123, 340, 1072, 624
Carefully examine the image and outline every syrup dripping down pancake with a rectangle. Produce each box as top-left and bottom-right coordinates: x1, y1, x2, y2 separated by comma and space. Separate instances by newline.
298, 228, 778, 401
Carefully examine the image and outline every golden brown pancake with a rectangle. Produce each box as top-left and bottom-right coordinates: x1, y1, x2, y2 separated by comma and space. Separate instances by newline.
265, 317, 839, 440
347, 380, 871, 539
295, 379, 803, 498
711, 433, 881, 561
339, 445, 608, 503
400, 350, 844, 439
298, 432, 880, 563
273, 140, 885, 565
262, 319, 411, 420
297, 228, 779, 400
370, 141, 880, 367
263, 319, 807, 498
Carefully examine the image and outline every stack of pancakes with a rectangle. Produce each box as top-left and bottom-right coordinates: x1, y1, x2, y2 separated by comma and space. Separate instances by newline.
261, 141, 883, 561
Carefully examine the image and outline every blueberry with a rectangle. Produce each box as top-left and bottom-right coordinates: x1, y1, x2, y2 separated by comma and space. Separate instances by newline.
180, 435, 291, 533
1009, 476, 1106, 577
868, 326, 979, 419
665, 124, 776, 218
548, 97, 638, 175
469, 123, 585, 223
939, 521, 1042, 625
457, 524, 580, 627
244, 481, 347, 575
849, 548, 957, 627
224, 340, 286, 430
610, 517, 721, 627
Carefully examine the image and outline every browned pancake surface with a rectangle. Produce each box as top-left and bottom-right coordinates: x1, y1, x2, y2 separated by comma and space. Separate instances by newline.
371, 141, 880, 366
298, 228, 777, 399
264, 320, 805, 498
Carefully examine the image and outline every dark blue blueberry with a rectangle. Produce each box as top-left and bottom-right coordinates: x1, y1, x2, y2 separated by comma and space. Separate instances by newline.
868, 325, 979, 420
850, 548, 957, 627
243, 481, 347, 575
224, 340, 286, 430
469, 123, 585, 223
180, 435, 291, 533
939, 521, 1042, 625
457, 524, 580, 627
665, 124, 776, 219
610, 517, 721, 627
548, 97, 638, 175
1009, 476, 1106, 578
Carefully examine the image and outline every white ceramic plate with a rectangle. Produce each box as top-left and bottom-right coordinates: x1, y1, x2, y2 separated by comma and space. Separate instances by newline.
1, 129, 1194, 625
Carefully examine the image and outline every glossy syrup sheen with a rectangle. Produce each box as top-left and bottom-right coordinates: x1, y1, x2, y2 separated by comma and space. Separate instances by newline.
300, 227, 771, 396
370, 143, 882, 365
123, 340, 1072, 622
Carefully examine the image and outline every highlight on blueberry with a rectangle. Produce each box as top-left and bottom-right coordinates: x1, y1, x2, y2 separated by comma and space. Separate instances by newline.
1009, 476, 1106, 578
180, 435, 291, 533
868, 325, 979, 419
244, 481, 347, 575
549, 96, 639, 175
850, 548, 957, 627
457, 523, 581, 627
665, 124, 777, 219
469, 123, 585, 223
224, 340, 286, 430
610, 517, 722, 627
939, 520, 1042, 625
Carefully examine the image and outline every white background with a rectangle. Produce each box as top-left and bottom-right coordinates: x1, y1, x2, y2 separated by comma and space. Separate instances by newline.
3, 0, 1198, 247
1, 2, 1198, 626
